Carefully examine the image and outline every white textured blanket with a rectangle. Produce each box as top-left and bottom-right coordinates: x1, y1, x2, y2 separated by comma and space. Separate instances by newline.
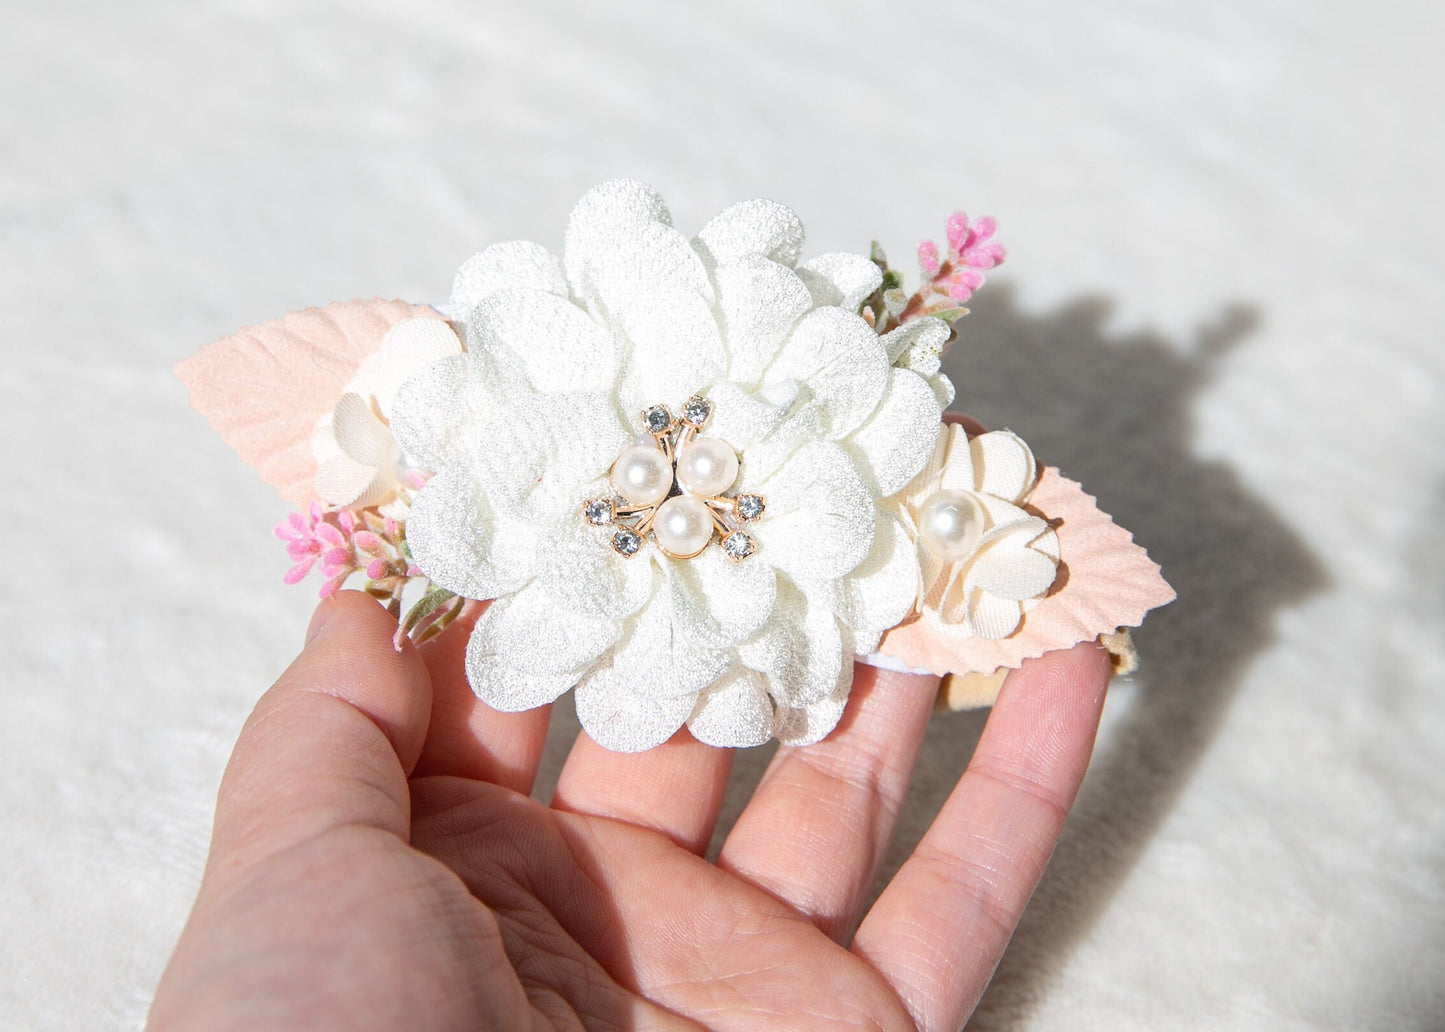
3, 2, 1441, 1028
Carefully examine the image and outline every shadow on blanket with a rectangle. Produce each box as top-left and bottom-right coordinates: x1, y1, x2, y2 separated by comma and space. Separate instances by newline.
936, 287, 1326, 1026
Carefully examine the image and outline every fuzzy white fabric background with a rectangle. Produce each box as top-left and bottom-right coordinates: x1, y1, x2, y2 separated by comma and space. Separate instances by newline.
2, 1, 1441, 1028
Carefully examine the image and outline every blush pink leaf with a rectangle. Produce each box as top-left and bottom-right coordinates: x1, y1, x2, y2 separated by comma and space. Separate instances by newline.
174, 299, 444, 505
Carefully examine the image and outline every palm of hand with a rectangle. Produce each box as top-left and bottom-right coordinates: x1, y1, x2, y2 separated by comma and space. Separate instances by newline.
152, 593, 1109, 1032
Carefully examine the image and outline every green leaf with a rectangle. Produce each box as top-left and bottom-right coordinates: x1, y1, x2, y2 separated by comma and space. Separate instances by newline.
400, 587, 459, 637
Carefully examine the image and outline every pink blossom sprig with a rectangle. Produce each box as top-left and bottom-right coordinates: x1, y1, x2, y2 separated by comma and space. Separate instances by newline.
273, 503, 420, 603
862, 212, 1006, 336
914, 212, 1005, 309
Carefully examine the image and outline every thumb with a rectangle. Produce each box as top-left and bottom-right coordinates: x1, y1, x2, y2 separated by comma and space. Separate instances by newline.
205, 590, 434, 879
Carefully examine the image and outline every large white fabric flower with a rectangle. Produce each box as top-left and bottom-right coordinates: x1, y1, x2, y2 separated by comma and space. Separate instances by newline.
892, 423, 1060, 641
311, 317, 462, 517
389, 180, 943, 751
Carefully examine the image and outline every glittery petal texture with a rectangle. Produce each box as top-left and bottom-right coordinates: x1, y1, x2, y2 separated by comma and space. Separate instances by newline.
450, 240, 568, 322
881, 316, 950, 375
816, 509, 921, 654
694, 197, 806, 269
609, 586, 732, 698
469, 288, 616, 394
737, 583, 843, 707
575, 663, 698, 753
687, 666, 776, 748
403, 461, 538, 600
846, 368, 944, 497
666, 547, 778, 651
466, 583, 620, 708
772, 663, 853, 747
795, 252, 884, 311
754, 441, 876, 582
613, 285, 727, 416
713, 255, 814, 386
534, 513, 656, 621
768, 306, 890, 440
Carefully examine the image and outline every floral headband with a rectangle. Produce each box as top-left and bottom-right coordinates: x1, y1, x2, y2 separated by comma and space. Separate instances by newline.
177, 180, 1173, 752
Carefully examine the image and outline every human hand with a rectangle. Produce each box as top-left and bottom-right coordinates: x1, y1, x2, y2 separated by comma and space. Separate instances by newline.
151, 578, 1109, 1031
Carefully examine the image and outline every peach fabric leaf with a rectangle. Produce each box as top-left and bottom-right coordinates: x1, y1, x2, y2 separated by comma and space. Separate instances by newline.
174, 299, 443, 505
878, 467, 1175, 691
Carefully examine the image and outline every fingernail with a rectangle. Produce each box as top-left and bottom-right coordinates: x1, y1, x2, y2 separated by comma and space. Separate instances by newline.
305, 598, 336, 645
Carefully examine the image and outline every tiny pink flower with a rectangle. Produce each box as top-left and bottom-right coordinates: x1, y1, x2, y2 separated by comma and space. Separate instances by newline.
917, 241, 941, 279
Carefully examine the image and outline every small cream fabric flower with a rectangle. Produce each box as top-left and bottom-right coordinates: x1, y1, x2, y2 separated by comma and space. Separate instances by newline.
311, 317, 462, 516
893, 423, 1059, 640
390, 180, 944, 751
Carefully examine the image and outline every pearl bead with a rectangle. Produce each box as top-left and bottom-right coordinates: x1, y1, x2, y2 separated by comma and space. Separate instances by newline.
611, 445, 673, 505
675, 437, 739, 497
916, 489, 985, 560
652, 495, 715, 558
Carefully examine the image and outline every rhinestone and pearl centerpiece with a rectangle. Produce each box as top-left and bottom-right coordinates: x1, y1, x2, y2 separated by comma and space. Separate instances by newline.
583, 396, 765, 562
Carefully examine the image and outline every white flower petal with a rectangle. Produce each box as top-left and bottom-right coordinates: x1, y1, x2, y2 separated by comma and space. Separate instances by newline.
880, 316, 949, 373
967, 539, 1059, 601
936, 423, 976, 493
735, 401, 819, 491
966, 588, 1024, 639
450, 241, 567, 321
814, 510, 920, 654
535, 514, 655, 620
467, 645, 578, 711
575, 663, 697, 753
611, 592, 731, 698
737, 583, 843, 707
714, 255, 814, 385
754, 441, 876, 582
929, 372, 956, 410
974, 494, 1037, 530
470, 582, 621, 679
666, 546, 777, 651
614, 286, 726, 415
772, 662, 853, 747
575, 222, 713, 319
391, 351, 526, 472
348, 318, 464, 410
331, 393, 391, 466
464, 587, 617, 712
846, 369, 942, 497
971, 430, 1039, 502
468, 393, 627, 521
313, 452, 383, 508
694, 198, 806, 268
687, 666, 775, 748
470, 289, 615, 394
796, 252, 883, 310
703, 379, 798, 453
406, 463, 537, 599
766, 307, 889, 440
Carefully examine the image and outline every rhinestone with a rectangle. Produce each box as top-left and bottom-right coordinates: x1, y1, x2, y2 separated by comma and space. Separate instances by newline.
722, 530, 755, 561
681, 395, 712, 428
642, 404, 674, 434
611, 528, 642, 557
734, 493, 765, 522
583, 498, 615, 526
